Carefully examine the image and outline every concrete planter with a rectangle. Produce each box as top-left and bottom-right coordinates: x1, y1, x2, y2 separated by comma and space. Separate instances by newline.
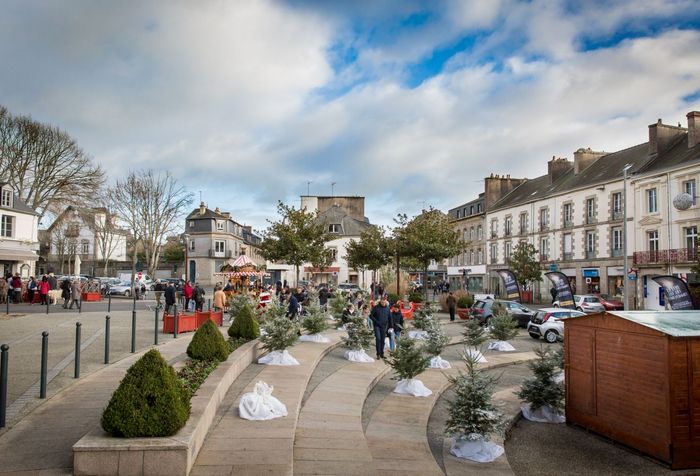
73, 339, 262, 476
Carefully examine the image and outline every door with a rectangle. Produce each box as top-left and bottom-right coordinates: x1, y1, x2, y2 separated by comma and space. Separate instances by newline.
188, 260, 196, 284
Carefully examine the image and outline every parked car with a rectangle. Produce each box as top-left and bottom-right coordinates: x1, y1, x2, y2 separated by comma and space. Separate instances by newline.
470, 299, 534, 327
337, 282, 361, 293
108, 281, 136, 297
553, 294, 606, 314
597, 293, 624, 310
527, 308, 586, 343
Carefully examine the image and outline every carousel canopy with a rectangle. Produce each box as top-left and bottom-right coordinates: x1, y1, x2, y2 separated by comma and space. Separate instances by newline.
214, 271, 269, 278
232, 254, 255, 268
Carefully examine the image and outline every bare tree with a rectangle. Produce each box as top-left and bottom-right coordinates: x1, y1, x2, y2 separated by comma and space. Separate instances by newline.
108, 170, 192, 280
0, 105, 105, 219
86, 206, 124, 275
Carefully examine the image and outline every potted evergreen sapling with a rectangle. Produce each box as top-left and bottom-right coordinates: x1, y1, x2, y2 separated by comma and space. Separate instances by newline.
342, 313, 375, 362
328, 291, 350, 328
517, 346, 565, 423
258, 313, 301, 366
487, 307, 518, 352
425, 319, 451, 369
463, 318, 488, 363
388, 337, 432, 396
259, 295, 288, 336
446, 352, 506, 462
409, 303, 434, 340
299, 300, 331, 343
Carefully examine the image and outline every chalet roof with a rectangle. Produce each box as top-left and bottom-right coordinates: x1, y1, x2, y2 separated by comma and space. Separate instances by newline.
608, 311, 700, 337
317, 205, 372, 236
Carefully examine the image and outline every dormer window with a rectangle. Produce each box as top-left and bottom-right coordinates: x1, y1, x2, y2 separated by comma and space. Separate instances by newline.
189, 220, 195, 229
216, 220, 224, 231
1, 189, 11, 207
328, 224, 342, 234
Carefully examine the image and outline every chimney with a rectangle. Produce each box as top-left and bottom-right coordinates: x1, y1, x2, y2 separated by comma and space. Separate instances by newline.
199, 201, 206, 215
222, 212, 231, 219
687, 111, 700, 148
214, 207, 221, 214
548, 156, 573, 184
573, 148, 606, 174
648, 118, 686, 155
484, 173, 527, 210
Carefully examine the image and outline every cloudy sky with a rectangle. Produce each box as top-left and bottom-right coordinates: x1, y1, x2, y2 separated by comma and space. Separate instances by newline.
2, 0, 700, 231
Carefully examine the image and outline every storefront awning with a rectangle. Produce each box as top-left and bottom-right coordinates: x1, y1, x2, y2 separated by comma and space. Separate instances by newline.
0, 249, 39, 261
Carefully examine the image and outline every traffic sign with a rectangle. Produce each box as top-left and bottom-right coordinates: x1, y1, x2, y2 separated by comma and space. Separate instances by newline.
137, 272, 143, 279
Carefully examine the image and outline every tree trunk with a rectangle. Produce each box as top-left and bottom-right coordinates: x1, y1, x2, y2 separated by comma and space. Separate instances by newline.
295, 265, 300, 288
395, 253, 400, 296
424, 263, 429, 303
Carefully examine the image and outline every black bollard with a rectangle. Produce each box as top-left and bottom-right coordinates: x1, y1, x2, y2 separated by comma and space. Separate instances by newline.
5, 298, 8, 315
39, 332, 48, 398
0, 344, 8, 428
154, 305, 160, 345
107, 293, 111, 313
131, 308, 136, 354
104, 315, 110, 364
78, 298, 82, 314
208, 298, 211, 311
74, 322, 81, 378
173, 304, 178, 338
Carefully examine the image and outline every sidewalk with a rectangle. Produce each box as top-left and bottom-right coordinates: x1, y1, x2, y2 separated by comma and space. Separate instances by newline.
0, 330, 196, 475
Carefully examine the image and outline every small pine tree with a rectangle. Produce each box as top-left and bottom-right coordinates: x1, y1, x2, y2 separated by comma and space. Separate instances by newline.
328, 291, 349, 318
228, 301, 260, 340
101, 349, 190, 437
261, 315, 300, 352
302, 301, 330, 335
342, 314, 374, 351
412, 304, 435, 331
517, 346, 565, 413
188, 319, 231, 362
388, 337, 430, 380
424, 319, 450, 357
445, 352, 505, 441
488, 309, 518, 342
463, 319, 488, 348
229, 294, 255, 321
262, 295, 288, 321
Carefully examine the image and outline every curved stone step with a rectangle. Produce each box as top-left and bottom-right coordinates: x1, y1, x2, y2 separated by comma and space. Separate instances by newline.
191, 331, 342, 476
293, 357, 390, 475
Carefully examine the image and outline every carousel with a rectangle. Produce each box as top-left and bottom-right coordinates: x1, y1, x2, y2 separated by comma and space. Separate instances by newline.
214, 254, 269, 295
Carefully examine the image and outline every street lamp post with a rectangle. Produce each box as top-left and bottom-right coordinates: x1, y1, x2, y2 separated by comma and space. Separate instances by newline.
622, 164, 633, 311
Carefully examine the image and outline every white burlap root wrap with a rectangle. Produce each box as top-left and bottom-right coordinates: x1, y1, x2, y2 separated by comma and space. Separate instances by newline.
408, 330, 429, 340
553, 371, 564, 384
393, 378, 432, 397
521, 403, 565, 423
258, 350, 300, 366
487, 341, 516, 352
299, 333, 331, 343
465, 348, 487, 363
429, 355, 451, 369
238, 381, 288, 421
344, 349, 375, 363
450, 436, 504, 462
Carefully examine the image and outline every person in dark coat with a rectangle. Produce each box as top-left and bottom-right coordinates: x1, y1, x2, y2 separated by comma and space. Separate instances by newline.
48, 273, 57, 291
446, 292, 457, 322
287, 290, 299, 320
193, 283, 205, 311
388, 304, 404, 351
164, 282, 176, 314
319, 286, 329, 310
550, 287, 557, 304
341, 303, 355, 325
61, 279, 71, 308
370, 296, 393, 359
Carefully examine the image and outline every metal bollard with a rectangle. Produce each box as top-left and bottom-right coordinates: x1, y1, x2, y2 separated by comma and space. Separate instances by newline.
78, 299, 82, 314
74, 323, 81, 378
39, 332, 48, 399
5, 298, 8, 315
104, 315, 110, 364
208, 298, 211, 311
173, 304, 178, 338
0, 344, 8, 428
154, 305, 160, 345
108, 293, 111, 313
131, 308, 137, 353
46, 297, 49, 314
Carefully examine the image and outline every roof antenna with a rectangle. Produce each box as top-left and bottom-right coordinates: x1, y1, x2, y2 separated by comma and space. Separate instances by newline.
306, 181, 312, 196
331, 182, 336, 197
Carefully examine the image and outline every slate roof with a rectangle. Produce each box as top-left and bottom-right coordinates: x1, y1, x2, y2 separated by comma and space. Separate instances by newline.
0, 182, 39, 215
491, 134, 700, 211
448, 193, 485, 219
186, 207, 230, 220
317, 205, 372, 236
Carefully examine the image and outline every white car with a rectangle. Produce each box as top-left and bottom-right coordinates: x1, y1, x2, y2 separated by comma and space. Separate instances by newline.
527, 308, 585, 343
553, 294, 606, 314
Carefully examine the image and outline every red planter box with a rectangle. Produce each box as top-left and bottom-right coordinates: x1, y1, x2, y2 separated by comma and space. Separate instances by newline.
195, 310, 223, 327
162, 312, 198, 334
457, 308, 470, 320
81, 292, 102, 302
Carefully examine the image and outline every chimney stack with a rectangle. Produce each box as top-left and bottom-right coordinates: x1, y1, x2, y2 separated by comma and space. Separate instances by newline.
199, 201, 206, 215
547, 156, 573, 184
648, 119, 686, 155
484, 173, 527, 210
573, 148, 606, 175
687, 111, 700, 149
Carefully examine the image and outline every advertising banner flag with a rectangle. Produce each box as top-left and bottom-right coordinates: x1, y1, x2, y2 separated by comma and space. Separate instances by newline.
652, 276, 696, 310
496, 269, 521, 302
545, 272, 575, 309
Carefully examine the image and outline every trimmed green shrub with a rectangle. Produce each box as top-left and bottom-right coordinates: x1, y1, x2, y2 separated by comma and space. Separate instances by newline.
187, 319, 230, 362
408, 292, 424, 303
387, 292, 400, 305
489, 309, 518, 342
228, 302, 260, 340
457, 295, 473, 308
101, 349, 190, 437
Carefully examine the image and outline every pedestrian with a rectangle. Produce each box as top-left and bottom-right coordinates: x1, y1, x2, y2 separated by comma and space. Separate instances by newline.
388, 304, 404, 351
341, 303, 355, 325
61, 278, 71, 308
0, 276, 6, 304
369, 295, 392, 359
446, 292, 457, 321
69, 279, 82, 310
193, 283, 205, 311
27, 276, 37, 304
154, 279, 164, 307
39, 275, 49, 306
286, 290, 299, 320
376, 283, 384, 300
370, 281, 376, 299
164, 282, 176, 314
319, 286, 329, 311
213, 285, 226, 312
183, 281, 193, 311
11, 273, 22, 303
550, 287, 557, 304
48, 273, 57, 291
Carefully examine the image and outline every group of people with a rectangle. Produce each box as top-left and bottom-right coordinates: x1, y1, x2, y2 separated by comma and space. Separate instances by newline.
152, 280, 208, 314
0, 272, 65, 306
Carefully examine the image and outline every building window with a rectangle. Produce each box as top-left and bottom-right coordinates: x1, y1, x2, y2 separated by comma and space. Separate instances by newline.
477, 225, 483, 241
215, 240, 225, 253
81, 241, 89, 254
586, 231, 596, 258
563, 233, 572, 260
469, 206, 473, 215
469, 250, 474, 265
519, 213, 527, 235
456, 210, 460, 219
216, 220, 224, 231
612, 227, 623, 256
477, 203, 482, 213
612, 192, 622, 218
504, 217, 512, 236
490, 219, 497, 238
683, 179, 696, 205
477, 248, 483, 264
648, 230, 659, 252
539, 208, 548, 230
647, 188, 658, 213
685, 226, 698, 250
586, 198, 595, 224
563, 203, 573, 226
490, 243, 497, 262
505, 242, 512, 260
189, 240, 195, 252
0, 215, 13, 237
328, 247, 338, 262
328, 224, 342, 234
462, 229, 468, 241
540, 237, 549, 260
470, 227, 474, 240
1, 189, 11, 207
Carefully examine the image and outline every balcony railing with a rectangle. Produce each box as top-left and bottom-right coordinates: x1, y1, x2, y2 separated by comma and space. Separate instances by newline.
518, 227, 526, 236
633, 247, 698, 265
490, 232, 497, 239
585, 250, 596, 259
611, 248, 623, 257
539, 254, 549, 262
539, 224, 549, 232
586, 216, 596, 225
563, 220, 573, 228
563, 252, 573, 261
209, 249, 233, 258
505, 230, 512, 237
612, 211, 623, 221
